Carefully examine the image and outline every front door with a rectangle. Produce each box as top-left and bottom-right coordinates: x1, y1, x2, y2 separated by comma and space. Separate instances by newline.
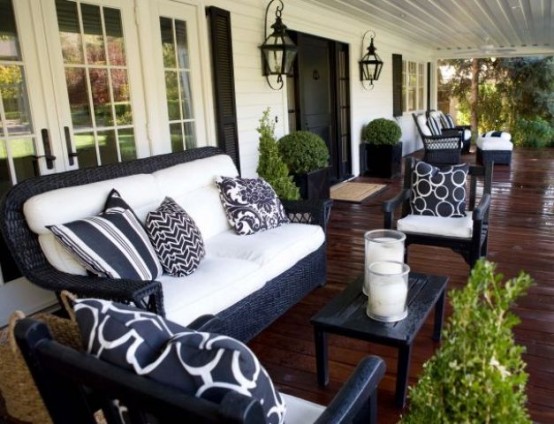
290, 33, 351, 184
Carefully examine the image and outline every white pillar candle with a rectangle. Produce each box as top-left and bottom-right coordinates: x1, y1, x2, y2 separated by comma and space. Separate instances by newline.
363, 231, 405, 295
366, 260, 409, 322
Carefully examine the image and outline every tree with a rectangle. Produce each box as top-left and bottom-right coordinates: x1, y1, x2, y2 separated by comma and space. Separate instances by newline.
257, 109, 300, 200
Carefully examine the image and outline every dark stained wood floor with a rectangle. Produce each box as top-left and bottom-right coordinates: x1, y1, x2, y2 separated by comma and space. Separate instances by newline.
249, 148, 554, 424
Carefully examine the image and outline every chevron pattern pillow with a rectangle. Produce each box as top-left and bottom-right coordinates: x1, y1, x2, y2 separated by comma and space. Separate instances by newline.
74, 298, 286, 424
146, 197, 205, 276
48, 189, 162, 280
215, 176, 289, 235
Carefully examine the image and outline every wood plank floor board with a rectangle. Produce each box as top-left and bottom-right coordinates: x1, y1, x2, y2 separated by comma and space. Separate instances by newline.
250, 148, 554, 423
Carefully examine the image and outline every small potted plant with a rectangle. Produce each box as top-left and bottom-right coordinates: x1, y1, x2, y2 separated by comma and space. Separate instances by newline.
401, 260, 533, 424
278, 131, 330, 200
361, 118, 402, 178
257, 109, 300, 200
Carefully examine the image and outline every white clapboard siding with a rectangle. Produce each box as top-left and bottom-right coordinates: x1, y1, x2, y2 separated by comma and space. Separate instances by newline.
207, 0, 435, 177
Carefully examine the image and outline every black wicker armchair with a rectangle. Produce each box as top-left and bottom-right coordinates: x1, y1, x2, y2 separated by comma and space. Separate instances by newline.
412, 113, 463, 165
426, 110, 472, 154
383, 157, 493, 269
15, 318, 386, 424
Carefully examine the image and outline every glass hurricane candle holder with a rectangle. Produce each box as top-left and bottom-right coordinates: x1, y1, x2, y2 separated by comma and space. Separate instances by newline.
363, 229, 406, 295
366, 260, 410, 322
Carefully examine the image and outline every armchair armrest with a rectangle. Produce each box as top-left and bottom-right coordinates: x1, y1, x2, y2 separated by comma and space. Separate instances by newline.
382, 188, 411, 228
28, 266, 165, 315
315, 355, 386, 424
281, 199, 333, 232
473, 193, 491, 221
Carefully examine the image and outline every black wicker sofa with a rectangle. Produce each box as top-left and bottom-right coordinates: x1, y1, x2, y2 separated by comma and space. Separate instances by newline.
1, 147, 331, 342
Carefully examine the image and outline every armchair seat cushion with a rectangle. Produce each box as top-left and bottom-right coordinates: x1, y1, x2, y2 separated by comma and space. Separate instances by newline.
397, 212, 473, 238
281, 394, 324, 424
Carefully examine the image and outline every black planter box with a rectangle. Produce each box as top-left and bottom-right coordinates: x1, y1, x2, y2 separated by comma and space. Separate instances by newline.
360, 142, 402, 178
293, 167, 330, 200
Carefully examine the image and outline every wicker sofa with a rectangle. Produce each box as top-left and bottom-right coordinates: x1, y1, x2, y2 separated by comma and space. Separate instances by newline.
1, 147, 331, 342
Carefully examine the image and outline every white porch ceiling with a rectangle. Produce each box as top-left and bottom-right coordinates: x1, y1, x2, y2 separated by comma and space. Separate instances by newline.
310, 0, 554, 59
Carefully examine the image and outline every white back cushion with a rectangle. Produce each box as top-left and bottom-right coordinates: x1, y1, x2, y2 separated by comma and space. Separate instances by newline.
152, 154, 238, 240
417, 115, 432, 136
24, 174, 162, 275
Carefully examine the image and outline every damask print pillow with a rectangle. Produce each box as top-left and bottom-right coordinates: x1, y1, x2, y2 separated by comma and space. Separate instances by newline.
74, 299, 286, 424
410, 160, 469, 217
215, 176, 289, 235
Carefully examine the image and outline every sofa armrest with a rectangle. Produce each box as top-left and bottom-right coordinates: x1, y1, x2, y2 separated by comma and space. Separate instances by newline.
28, 266, 165, 315
187, 315, 225, 333
281, 199, 333, 232
315, 355, 385, 424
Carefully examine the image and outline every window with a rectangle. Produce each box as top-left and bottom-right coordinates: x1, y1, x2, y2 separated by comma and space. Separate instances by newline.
402, 60, 426, 112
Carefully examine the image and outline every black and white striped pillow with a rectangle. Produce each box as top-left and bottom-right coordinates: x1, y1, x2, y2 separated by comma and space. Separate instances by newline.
439, 113, 454, 129
49, 189, 162, 280
427, 116, 442, 136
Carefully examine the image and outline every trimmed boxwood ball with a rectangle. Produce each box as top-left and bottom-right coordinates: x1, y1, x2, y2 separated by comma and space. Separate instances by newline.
278, 131, 330, 174
363, 118, 402, 146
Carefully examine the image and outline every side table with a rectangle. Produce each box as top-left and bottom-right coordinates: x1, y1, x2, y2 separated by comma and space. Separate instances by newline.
310, 272, 448, 408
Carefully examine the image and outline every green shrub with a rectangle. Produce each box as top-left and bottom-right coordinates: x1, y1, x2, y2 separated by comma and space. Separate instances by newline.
511, 117, 553, 148
362, 118, 402, 146
401, 259, 533, 424
257, 109, 300, 200
278, 131, 329, 174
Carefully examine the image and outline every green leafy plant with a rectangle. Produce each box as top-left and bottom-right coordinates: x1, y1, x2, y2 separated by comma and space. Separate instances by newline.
362, 118, 402, 146
511, 117, 553, 148
401, 259, 533, 424
278, 131, 329, 174
257, 109, 300, 200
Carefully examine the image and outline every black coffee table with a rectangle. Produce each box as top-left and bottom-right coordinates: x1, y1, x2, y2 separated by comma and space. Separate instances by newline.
310, 272, 448, 408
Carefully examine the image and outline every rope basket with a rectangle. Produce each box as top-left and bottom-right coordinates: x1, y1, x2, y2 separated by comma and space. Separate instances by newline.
0, 291, 83, 424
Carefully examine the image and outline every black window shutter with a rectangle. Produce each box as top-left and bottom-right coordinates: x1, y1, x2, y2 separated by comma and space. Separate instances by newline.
392, 54, 403, 117
426, 62, 431, 111
206, 6, 240, 173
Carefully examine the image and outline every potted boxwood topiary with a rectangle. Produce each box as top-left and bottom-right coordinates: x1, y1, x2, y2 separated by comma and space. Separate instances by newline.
278, 130, 330, 200
361, 117, 402, 178
401, 259, 533, 424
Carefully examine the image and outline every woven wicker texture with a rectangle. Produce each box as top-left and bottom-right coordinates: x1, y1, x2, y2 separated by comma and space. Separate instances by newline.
0, 312, 81, 424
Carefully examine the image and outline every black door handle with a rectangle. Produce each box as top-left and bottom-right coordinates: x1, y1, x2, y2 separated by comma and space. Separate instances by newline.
34, 128, 56, 170
64, 126, 78, 166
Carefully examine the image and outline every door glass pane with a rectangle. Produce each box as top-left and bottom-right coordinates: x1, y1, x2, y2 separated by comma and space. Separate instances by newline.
159, 17, 196, 152
74, 131, 97, 168
56, 0, 137, 165
97, 129, 117, 165
0, 0, 37, 200
118, 128, 136, 161
170, 122, 183, 152
65, 67, 92, 128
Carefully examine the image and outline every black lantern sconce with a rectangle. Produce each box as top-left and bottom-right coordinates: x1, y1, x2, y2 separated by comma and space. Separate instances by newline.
259, 0, 298, 90
359, 30, 384, 90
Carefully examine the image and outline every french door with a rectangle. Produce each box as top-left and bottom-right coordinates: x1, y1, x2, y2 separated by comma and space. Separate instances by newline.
0, 0, 211, 325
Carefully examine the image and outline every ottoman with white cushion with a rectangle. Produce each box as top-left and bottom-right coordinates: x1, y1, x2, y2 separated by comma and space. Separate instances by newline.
476, 133, 513, 166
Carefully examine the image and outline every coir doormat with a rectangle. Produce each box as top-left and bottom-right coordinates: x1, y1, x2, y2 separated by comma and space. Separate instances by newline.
330, 182, 387, 203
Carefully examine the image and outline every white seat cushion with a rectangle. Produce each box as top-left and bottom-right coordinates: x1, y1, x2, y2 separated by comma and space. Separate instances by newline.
281, 393, 324, 424
476, 136, 513, 151
205, 223, 325, 281
397, 211, 473, 238
160, 256, 265, 326
482, 131, 512, 141
463, 129, 471, 141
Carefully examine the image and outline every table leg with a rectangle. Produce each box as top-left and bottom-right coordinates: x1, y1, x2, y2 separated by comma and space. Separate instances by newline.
314, 328, 329, 386
433, 287, 446, 342
396, 344, 412, 408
